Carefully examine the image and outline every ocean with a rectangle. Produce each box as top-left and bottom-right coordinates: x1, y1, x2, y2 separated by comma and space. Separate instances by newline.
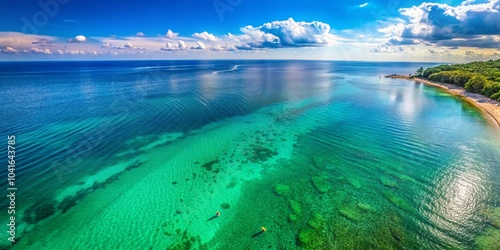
1, 60, 499, 249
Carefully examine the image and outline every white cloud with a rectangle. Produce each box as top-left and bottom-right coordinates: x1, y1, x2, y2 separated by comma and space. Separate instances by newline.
111, 41, 145, 50
68, 35, 86, 43
370, 0, 500, 54
2, 47, 18, 53
161, 40, 189, 51
190, 41, 207, 50
165, 29, 178, 38
161, 18, 338, 52
379, 0, 500, 47
378, 23, 406, 37
0, 19, 343, 57
216, 18, 336, 51
165, 42, 176, 50
24, 47, 52, 54
196, 41, 206, 50
257, 18, 335, 46
64, 50, 86, 55
193, 32, 219, 41
100, 36, 167, 51
369, 44, 405, 53
359, 2, 369, 8
178, 40, 186, 49
76, 35, 86, 42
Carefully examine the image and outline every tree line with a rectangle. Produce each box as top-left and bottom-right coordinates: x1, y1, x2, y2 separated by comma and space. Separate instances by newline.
413, 59, 500, 101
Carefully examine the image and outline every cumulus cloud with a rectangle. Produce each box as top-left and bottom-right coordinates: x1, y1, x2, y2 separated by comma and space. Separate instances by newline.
0, 32, 154, 57
369, 44, 405, 53
193, 32, 219, 41
377, 23, 405, 38
178, 40, 186, 49
359, 3, 369, 8
2, 47, 18, 53
197, 41, 206, 50
219, 18, 336, 51
24, 47, 52, 54
68, 35, 86, 43
378, 0, 500, 48
160, 18, 337, 52
161, 40, 188, 51
191, 41, 207, 50
162, 42, 177, 51
1, 19, 340, 57
64, 50, 86, 55
165, 29, 178, 38
111, 42, 145, 50
255, 18, 334, 46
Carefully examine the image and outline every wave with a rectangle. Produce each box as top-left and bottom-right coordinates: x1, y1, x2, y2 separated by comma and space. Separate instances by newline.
212, 65, 239, 74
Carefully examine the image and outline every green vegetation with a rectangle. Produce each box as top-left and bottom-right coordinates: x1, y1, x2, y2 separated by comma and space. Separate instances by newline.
418, 59, 500, 101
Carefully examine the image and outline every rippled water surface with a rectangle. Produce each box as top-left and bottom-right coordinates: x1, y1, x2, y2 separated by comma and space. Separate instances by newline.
1, 60, 499, 249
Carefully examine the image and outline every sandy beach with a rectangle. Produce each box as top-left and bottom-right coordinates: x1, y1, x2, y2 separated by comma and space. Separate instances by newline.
388, 75, 500, 129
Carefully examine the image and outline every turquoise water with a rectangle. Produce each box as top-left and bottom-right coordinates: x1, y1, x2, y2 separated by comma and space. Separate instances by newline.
1, 61, 499, 249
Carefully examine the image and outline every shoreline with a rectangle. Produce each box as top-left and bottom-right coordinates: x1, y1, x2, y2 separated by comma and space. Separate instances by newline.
386, 75, 500, 128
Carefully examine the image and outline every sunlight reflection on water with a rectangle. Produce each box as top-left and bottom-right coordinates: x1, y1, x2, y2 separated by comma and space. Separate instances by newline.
424, 144, 488, 245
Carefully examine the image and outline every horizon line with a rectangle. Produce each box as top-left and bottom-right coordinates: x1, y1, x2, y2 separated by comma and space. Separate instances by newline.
0, 58, 452, 64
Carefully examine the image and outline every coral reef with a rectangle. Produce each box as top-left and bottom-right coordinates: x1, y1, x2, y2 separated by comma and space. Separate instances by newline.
379, 176, 398, 188
349, 178, 362, 189
289, 200, 302, 215
484, 207, 500, 229
476, 227, 500, 250
307, 213, 324, 229
298, 227, 316, 245
338, 207, 362, 222
273, 184, 291, 197
311, 176, 330, 194
356, 202, 373, 212
382, 191, 411, 211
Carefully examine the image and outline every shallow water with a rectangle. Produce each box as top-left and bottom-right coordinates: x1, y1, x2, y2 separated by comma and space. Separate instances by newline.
1, 60, 499, 249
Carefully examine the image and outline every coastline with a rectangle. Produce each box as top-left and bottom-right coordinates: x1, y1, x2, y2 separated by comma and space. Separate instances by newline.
386, 75, 500, 128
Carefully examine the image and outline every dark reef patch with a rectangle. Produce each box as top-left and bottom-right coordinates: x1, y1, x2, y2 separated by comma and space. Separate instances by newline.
24, 201, 57, 224
201, 159, 220, 172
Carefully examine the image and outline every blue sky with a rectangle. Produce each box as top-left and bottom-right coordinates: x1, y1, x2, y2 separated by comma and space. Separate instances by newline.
0, 0, 499, 61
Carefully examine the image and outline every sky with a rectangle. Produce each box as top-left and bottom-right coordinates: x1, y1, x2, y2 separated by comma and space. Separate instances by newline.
0, 0, 499, 61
